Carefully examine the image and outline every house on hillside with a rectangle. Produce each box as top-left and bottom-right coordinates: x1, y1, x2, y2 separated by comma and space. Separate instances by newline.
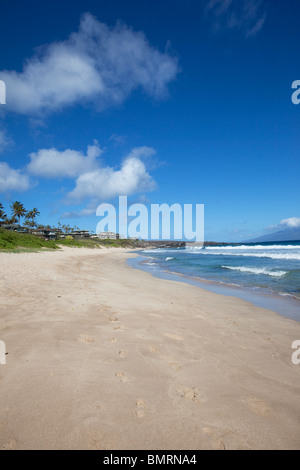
0, 223, 21, 231
72, 230, 90, 239
31, 228, 57, 240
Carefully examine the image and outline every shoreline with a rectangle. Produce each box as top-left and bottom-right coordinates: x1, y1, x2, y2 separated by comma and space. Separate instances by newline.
0, 247, 300, 450
128, 254, 300, 322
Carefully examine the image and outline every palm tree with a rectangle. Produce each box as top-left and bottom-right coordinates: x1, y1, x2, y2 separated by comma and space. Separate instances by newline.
25, 208, 40, 228
10, 201, 26, 226
0, 203, 7, 222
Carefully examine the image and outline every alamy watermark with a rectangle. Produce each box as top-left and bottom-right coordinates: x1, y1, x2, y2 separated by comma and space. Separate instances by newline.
0, 80, 6, 104
291, 80, 300, 105
0, 340, 6, 365
291, 340, 300, 365
96, 196, 204, 243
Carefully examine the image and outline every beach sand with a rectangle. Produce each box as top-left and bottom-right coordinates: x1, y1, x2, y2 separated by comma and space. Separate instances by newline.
0, 246, 299, 450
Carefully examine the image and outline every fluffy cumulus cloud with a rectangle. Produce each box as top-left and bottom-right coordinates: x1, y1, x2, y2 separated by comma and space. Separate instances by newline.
0, 141, 157, 204
27, 141, 102, 178
27, 141, 156, 203
0, 162, 30, 192
67, 146, 156, 203
267, 217, 300, 232
280, 218, 300, 229
206, 0, 266, 37
1, 13, 179, 115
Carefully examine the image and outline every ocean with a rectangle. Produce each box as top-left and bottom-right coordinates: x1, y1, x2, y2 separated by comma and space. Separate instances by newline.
129, 241, 300, 321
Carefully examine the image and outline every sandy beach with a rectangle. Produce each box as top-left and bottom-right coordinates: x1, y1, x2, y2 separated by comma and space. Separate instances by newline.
0, 247, 299, 450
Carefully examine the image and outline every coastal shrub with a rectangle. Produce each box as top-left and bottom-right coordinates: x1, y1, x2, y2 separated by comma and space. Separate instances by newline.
0, 228, 58, 250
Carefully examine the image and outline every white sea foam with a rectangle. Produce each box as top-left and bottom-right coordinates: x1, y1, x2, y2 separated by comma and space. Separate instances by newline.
205, 244, 299, 250
142, 249, 170, 254
185, 246, 203, 251
195, 251, 300, 261
221, 252, 300, 261
222, 266, 287, 277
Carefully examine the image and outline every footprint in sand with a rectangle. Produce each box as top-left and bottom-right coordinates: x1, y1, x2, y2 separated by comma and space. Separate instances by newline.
164, 333, 184, 341
2, 438, 17, 450
108, 316, 119, 323
202, 427, 225, 450
245, 396, 272, 417
136, 400, 147, 419
177, 386, 202, 403
169, 362, 181, 371
87, 431, 107, 450
97, 304, 111, 312
109, 337, 118, 343
119, 350, 126, 358
149, 346, 159, 353
161, 355, 181, 371
115, 371, 130, 383
77, 334, 95, 344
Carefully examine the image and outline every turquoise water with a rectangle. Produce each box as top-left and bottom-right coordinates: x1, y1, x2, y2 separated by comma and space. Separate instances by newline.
129, 241, 300, 320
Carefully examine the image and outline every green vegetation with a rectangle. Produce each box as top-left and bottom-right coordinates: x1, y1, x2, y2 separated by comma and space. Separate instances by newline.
56, 238, 96, 248
0, 203, 6, 222
1, 200, 41, 227
0, 228, 58, 251
99, 238, 140, 248
0, 200, 78, 232
0, 229, 140, 252
24, 208, 40, 229
56, 237, 139, 248
0, 200, 142, 252
10, 201, 27, 225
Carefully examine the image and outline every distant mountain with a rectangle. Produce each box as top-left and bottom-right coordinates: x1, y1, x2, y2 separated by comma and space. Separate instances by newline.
247, 228, 300, 243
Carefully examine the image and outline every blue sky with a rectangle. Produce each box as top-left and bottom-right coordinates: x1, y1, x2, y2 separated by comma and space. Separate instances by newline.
0, 0, 299, 241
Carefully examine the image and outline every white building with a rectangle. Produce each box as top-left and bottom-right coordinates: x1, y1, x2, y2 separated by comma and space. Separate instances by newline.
97, 232, 119, 240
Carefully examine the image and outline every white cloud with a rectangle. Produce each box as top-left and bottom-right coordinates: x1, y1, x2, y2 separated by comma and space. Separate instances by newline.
267, 217, 300, 232
280, 218, 300, 229
67, 146, 156, 203
27, 141, 102, 178
27, 142, 156, 203
0, 162, 30, 193
207, 0, 233, 15
109, 134, 127, 145
60, 208, 96, 219
206, 0, 266, 37
0, 141, 157, 206
1, 13, 178, 115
